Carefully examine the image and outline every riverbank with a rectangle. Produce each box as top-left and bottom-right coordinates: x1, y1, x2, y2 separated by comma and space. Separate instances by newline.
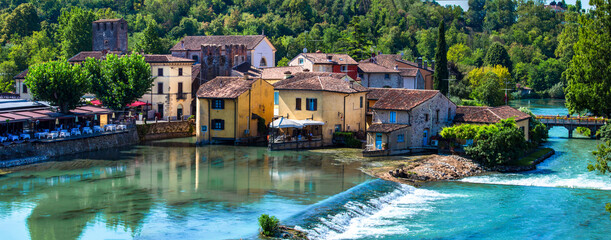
361, 149, 556, 185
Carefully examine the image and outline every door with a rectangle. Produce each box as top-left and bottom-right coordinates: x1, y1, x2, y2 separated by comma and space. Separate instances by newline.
177, 104, 183, 120
376, 133, 383, 150
422, 129, 429, 146
157, 104, 164, 119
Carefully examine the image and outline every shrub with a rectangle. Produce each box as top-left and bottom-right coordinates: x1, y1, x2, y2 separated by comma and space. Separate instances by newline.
258, 214, 279, 237
576, 127, 591, 137
465, 119, 528, 166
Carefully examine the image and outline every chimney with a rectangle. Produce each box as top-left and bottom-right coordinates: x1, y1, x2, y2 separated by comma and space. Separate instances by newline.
394, 65, 398, 70
303, 68, 310, 72
417, 57, 423, 68
181, 40, 185, 49
327, 55, 333, 62
284, 71, 292, 79
424, 60, 428, 69
430, 60, 435, 71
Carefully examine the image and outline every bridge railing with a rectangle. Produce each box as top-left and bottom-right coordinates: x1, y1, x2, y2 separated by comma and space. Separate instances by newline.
535, 115, 609, 125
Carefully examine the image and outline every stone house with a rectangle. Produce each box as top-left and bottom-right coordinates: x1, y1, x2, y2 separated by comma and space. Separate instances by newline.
453, 106, 531, 141
362, 54, 433, 90
92, 19, 128, 53
365, 88, 457, 155
273, 74, 368, 146
357, 62, 402, 88
261, 66, 305, 85
288, 53, 359, 80
170, 35, 276, 69
196, 77, 274, 144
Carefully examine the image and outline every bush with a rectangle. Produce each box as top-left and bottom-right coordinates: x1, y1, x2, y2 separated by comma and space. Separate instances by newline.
258, 214, 279, 237
547, 82, 565, 99
576, 127, 591, 137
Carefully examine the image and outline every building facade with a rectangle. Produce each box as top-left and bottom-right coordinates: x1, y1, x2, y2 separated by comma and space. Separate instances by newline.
288, 53, 359, 80
92, 19, 128, 53
196, 77, 274, 144
363, 54, 433, 90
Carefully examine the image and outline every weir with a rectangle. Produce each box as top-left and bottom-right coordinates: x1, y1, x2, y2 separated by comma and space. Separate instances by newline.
535, 115, 608, 138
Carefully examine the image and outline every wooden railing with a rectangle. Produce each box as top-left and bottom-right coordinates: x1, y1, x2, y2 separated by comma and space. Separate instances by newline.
535, 115, 608, 126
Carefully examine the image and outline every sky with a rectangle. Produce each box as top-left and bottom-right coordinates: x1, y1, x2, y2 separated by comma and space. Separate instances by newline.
434, 0, 595, 11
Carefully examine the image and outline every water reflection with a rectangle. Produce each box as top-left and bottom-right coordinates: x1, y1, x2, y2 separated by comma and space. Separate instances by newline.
0, 140, 369, 240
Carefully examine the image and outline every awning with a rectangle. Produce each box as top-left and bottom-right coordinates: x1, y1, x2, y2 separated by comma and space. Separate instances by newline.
127, 101, 151, 107
90, 100, 102, 106
269, 117, 304, 129
294, 119, 325, 126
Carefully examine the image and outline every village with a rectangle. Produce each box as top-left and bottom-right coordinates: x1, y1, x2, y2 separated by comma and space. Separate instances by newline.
0, 18, 537, 161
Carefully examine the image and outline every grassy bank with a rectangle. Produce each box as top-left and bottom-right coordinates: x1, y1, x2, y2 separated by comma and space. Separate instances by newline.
509, 148, 554, 166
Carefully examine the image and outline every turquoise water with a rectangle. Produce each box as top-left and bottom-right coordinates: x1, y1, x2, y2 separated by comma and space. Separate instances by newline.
0, 99, 609, 239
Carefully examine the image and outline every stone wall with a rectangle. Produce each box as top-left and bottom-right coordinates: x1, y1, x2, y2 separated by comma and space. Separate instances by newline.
137, 121, 195, 142
0, 130, 138, 168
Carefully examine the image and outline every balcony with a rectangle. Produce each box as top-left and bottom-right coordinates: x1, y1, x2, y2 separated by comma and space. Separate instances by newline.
176, 93, 187, 100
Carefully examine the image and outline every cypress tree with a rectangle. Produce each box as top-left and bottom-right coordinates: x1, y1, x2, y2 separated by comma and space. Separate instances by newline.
434, 21, 449, 95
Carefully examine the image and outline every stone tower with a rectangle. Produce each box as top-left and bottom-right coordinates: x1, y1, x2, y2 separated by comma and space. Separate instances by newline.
199, 44, 248, 84
92, 19, 128, 52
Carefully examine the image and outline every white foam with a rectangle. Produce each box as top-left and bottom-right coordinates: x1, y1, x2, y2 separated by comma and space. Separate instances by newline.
301, 185, 464, 240
460, 173, 611, 190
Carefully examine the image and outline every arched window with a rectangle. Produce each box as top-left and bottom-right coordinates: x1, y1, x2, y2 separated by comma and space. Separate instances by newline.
260, 57, 267, 67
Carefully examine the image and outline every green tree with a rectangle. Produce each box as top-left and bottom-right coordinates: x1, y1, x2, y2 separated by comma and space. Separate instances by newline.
276, 57, 289, 67
447, 43, 471, 64
83, 54, 154, 111
565, 9, 611, 117
467, 0, 486, 31
258, 214, 279, 237
58, 7, 97, 58
475, 72, 505, 107
484, 42, 512, 72
135, 20, 165, 54
0, 3, 40, 42
24, 60, 89, 114
434, 21, 449, 95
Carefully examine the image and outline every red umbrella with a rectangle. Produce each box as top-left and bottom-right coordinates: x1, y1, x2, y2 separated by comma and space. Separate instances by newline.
90, 100, 102, 106
127, 101, 151, 108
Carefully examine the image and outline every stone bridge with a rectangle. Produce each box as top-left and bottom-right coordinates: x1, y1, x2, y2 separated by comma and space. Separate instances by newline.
535, 115, 608, 138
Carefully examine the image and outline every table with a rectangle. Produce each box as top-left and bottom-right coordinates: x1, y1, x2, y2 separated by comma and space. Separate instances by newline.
0, 136, 6, 142
59, 131, 71, 138
82, 127, 93, 134
105, 124, 116, 131
20, 134, 30, 140
93, 126, 103, 133
8, 135, 19, 141
47, 131, 58, 139
71, 128, 81, 136
34, 132, 47, 139
117, 125, 127, 131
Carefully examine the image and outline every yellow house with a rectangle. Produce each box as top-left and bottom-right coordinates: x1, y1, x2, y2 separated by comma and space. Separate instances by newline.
196, 77, 274, 144
273, 75, 368, 146
454, 106, 531, 141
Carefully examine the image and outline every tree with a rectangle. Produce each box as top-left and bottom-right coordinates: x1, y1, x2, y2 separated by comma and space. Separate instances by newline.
467, 0, 486, 31
83, 54, 154, 111
135, 20, 165, 54
434, 21, 449, 95
447, 43, 471, 64
475, 72, 505, 107
58, 7, 97, 58
484, 42, 512, 72
0, 3, 40, 43
277, 57, 289, 67
565, 4, 611, 117
25, 60, 89, 114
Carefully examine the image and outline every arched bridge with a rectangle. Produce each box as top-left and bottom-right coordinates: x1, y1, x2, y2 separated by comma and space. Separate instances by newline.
535, 115, 608, 138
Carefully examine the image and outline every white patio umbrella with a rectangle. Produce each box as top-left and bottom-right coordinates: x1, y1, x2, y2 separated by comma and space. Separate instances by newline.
295, 119, 325, 126
269, 117, 304, 129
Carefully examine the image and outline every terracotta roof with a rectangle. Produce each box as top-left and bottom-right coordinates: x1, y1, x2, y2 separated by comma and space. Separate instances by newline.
367, 123, 410, 133
358, 62, 400, 73
274, 76, 367, 94
370, 88, 440, 111
93, 18, 124, 23
454, 106, 531, 124
144, 54, 195, 63
171, 35, 266, 51
363, 54, 434, 73
399, 68, 419, 77
14, 69, 28, 79
367, 88, 391, 100
197, 77, 254, 99
298, 53, 358, 65
261, 66, 304, 79
68, 51, 124, 62
232, 62, 262, 79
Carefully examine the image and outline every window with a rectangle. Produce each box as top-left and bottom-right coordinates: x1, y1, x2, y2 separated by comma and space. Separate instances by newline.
360, 96, 363, 108
158, 68, 164, 76
178, 68, 183, 76
22, 83, 27, 93
260, 57, 267, 67
298, 58, 304, 65
192, 55, 199, 62
157, 82, 164, 94
274, 92, 279, 105
212, 99, 224, 109
447, 108, 452, 121
341, 65, 348, 72
178, 82, 183, 94
436, 109, 440, 122
390, 111, 397, 123
425, 114, 429, 122
110, 22, 114, 31
384, 74, 390, 79
306, 98, 318, 111
397, 134, 405, 143
295, 98, 302, 110
334, 124, 341, 132
211, 119, 225, 130
358, 73, 363, 79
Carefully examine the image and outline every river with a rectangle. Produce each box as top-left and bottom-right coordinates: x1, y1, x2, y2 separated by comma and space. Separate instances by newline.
0, 99, 609, 239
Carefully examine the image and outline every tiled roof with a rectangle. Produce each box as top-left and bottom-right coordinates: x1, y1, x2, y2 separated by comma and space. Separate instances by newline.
93, 18, 124, 23
274, 76, 367, 94
171, 35, 266, 51
298, 53, 358, 65
144, 54, 195, 63
261, 66, 304, 79
454, 106, 531, 124
367, 123, 410, 133
367, 88, 391, 100
363, 54, 434, 73
197, 77, 254, 99
358, 62, 400, 73
68, 51, 124, 62
399, 68, 419, 77
370, 88, 440, 111
232, 62, 262, 79
14, 69, 28, 79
